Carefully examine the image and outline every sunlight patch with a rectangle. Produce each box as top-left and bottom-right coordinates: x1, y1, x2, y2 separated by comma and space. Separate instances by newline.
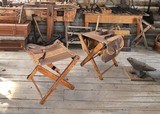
0, 102, 9, 113
0, 78, 17, 100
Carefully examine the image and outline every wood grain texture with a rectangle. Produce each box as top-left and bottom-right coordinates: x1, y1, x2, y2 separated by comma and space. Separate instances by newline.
0, 47, 160, 113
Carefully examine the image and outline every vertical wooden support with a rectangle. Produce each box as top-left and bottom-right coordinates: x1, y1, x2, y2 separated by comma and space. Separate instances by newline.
18, 5, 25, 24
47, 4, 54, 41
95, 15, 100, 31
65, 22, 70, 48
137, 18, 141, 36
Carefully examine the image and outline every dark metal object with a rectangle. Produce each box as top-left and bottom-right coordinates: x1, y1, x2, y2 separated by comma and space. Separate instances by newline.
127, 57, 156, 78
77, 2, 101, 13
111, 6, 144, 15
143, 0, 154, 24
96, 29, 115, 39
111, 0, 144, 15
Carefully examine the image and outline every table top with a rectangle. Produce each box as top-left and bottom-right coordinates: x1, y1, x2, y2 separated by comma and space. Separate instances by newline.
82, 31, 122, 44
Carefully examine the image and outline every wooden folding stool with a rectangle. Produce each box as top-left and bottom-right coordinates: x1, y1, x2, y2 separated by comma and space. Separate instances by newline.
26, 40, 80, 104
78, 31, 124, 80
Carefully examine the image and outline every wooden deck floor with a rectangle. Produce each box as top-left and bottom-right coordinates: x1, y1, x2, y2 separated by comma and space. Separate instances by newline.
0, 47, 160, 114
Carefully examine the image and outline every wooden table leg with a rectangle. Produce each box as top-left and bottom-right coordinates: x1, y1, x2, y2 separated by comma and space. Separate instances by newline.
85, 22, 89, 27
47, 4, 54, 41
65, 22, 70, 48
136, 18, 141, 36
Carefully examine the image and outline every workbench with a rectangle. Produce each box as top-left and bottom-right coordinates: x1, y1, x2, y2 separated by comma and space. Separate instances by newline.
84, 13, 143, 35
0, 3, 78, 40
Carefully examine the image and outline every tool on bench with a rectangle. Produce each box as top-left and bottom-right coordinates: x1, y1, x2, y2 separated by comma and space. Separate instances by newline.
111, 0, 144, 15
96, 29, 115, 39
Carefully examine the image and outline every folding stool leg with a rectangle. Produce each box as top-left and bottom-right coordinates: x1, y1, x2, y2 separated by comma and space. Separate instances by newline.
32, 78, 43, 98
27, 64, 76, 101
101, 58, 118, 75
90, 59, 103, 80
112, 58, 118, 67
81, 43, 103, 66
27, 65, 43, 98
78, 34, 103, 80
40, 55, 79, 104
47, 63, 61, 75
37, 65, 75, 90
27, 65, 39, 80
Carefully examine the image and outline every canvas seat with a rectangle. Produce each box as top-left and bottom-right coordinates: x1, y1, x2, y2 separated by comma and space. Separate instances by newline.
26, 40, 80, 104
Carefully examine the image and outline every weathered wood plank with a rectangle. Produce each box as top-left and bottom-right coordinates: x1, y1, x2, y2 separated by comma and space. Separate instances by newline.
64, 90, 160, 102
0, 48, 160, 114
1, 108, 160, 114
1, 100, 160, 110
53, 109, 160, 114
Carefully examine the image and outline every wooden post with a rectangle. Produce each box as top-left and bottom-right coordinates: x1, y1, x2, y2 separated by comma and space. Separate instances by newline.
47, 4, 54, 41
137, 18, 141, 36
95, 15, 100, 31
65, 22, 70, 48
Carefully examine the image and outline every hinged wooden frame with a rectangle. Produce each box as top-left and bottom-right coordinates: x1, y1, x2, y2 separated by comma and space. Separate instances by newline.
26, 40, 80, 104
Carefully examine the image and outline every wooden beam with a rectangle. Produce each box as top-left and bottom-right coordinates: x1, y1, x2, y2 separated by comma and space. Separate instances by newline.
47, 4, 54, 41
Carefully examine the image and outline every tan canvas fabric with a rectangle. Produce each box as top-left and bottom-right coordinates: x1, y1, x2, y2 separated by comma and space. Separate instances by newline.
101, 36, 124, 63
